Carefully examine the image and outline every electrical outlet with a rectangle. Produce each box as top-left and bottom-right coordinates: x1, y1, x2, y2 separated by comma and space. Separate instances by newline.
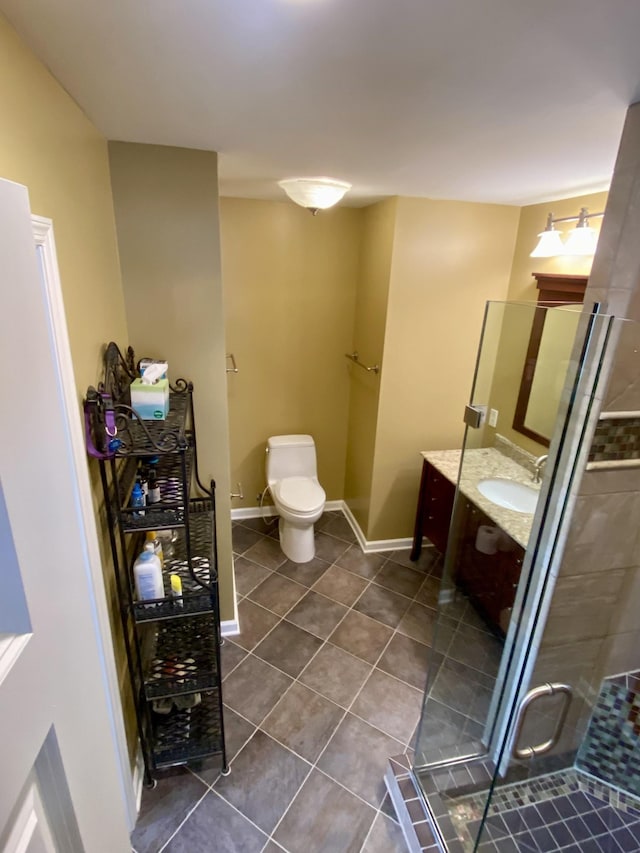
489, 408, 499, 428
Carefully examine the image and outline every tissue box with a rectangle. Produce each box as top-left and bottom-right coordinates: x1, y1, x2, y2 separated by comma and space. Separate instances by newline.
130, 378, 170, 420
139, 359, 168, 381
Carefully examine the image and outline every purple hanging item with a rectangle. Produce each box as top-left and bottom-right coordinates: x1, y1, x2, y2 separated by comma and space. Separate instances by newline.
84, 387, 121, 458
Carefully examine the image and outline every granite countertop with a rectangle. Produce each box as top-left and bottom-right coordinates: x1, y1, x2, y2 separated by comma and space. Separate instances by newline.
421, 447, 541, 549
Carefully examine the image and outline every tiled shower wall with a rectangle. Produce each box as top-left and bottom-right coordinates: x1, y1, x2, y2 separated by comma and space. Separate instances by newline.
577, 669, 640, 797
526, 103, 640, 759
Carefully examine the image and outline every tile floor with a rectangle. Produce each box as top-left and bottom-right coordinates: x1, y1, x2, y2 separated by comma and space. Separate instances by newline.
131, 510, 441, 853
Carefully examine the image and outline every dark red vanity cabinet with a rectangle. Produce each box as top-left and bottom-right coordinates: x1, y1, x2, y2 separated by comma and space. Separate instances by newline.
454, 499, 525, 634
411, 457, 525, 635
411, 459, 456, 559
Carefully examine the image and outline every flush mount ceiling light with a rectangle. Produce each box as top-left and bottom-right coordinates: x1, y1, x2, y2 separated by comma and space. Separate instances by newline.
278, 177, 352, 215
530, 207, 604, 258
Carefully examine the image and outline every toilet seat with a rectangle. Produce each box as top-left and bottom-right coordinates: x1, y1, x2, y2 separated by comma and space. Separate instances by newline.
272, 477, 325, 515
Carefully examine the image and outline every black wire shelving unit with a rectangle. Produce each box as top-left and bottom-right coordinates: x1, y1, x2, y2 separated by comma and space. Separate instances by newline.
85, 342, 228, 787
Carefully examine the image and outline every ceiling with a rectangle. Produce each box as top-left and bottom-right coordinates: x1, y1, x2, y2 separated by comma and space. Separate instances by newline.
3, 0, 640, 206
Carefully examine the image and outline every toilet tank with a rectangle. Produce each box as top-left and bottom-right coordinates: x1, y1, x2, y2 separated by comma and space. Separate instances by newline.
266, 435, 318, 482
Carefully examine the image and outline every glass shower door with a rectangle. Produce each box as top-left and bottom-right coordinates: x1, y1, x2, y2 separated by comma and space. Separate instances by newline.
412, 300, 613, 851
465, 313, 640, 853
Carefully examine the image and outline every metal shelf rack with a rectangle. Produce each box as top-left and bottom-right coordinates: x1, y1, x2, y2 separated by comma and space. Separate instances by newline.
85, 342, 227, 786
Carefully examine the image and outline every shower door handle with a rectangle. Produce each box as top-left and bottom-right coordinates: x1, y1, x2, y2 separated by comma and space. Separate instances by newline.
511, 682, 573, 760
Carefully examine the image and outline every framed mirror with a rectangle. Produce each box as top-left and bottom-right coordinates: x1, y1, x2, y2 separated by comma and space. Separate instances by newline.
512, 272, 588, 446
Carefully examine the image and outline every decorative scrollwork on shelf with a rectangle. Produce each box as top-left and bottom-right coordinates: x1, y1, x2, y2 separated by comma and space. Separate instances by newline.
100, 341, 136, 404
113, 405, 187, 455
171, 378, 192, 394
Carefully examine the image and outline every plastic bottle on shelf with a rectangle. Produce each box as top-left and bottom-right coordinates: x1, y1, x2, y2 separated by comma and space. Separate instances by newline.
138, 464, 149, 499
148, 470, 161, 504
133, 542, 163, 603
170, 573, 183, 607
145, 531, 164, 567
131, 480, 145, 517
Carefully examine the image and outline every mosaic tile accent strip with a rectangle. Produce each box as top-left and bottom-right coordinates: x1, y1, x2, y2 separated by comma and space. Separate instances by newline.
589, 415, 640, 462
576, 672, 640, 797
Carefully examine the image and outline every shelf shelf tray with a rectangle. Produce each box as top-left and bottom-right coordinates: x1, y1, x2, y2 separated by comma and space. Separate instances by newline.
151, 691, 224, 769
133, 500, 217, 622
118, 450, 193, 533
142, 615, 220, 699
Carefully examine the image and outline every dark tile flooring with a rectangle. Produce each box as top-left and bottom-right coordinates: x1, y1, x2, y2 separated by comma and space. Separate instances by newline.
131, 510, 441, 853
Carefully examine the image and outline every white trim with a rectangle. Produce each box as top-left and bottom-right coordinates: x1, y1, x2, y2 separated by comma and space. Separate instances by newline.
230, 499, 343, 521
221, 593, 240, 636
131, 749, 145, 816
341, 501, 368, 550
31, 216, 136, 829
362, 536, 414, 553
0, 634, 31, 689
323, 500, 344, 512
231, 505, 278, 520
232, 500, 411, 553
599, 410, 640, 419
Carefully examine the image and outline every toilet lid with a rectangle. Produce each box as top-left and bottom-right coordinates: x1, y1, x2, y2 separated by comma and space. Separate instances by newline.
274, 477, 325, 513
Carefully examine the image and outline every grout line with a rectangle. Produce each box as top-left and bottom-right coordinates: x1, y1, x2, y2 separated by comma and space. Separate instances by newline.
203, 788, 274, 846
147, 515, 435, 852
220, 521, 444, 846
156, 786, 210, 853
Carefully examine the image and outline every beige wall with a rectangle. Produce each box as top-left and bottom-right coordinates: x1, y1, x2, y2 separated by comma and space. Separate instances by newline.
367, 197, 520, 540
220, 198, 362, 509
0, 15, 128, 394
0, 16, 135, 754
343, 199, 397, 533
109, 143, 235, 622
488, 191, 609, 457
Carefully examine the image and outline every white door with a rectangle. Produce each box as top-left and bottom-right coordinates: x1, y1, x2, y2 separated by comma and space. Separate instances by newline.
0, 178, 132, 852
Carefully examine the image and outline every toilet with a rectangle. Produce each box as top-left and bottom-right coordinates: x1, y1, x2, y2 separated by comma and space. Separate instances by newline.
266, 435, 326, 563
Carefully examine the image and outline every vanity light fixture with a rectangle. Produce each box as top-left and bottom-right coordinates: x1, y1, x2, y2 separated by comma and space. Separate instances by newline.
530, 207, 604, 257
278, 177, 352, 215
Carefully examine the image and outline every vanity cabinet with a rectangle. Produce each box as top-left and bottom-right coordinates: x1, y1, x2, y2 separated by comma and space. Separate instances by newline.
411, 459, 456, 559
411, 455, 525, 635
454, 499, 524, 634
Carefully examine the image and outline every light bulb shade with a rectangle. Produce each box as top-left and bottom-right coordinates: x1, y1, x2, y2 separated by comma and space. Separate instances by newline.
563, 226, 598, 256
530, 229, 565, 258
278, 177, 352, 210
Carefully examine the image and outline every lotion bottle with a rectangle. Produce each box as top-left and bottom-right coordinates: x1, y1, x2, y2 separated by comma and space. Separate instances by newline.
133, 542, 163, 602
145, 530, 164, 567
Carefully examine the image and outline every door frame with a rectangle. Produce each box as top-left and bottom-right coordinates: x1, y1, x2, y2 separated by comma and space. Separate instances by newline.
31, 214, 136, 828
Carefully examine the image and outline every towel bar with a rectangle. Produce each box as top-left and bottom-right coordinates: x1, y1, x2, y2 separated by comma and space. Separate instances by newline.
345, 351, 380, 374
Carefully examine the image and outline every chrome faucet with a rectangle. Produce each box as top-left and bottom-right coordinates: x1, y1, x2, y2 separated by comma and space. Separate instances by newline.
532, 454, 548, 484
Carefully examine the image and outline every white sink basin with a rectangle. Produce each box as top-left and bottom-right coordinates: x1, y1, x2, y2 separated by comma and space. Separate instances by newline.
477, 478, 538, 514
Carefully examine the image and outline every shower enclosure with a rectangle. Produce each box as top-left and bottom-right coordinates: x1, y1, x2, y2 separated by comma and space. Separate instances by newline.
411, 301, 640, 852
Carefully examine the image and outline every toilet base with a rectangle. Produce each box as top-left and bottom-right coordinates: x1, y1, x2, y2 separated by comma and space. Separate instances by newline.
279, 516, 316, 563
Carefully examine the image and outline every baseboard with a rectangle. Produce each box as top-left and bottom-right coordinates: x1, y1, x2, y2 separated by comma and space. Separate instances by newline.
341, 501, 413, 554
232, 499, 413, 555
131, 748, 145, 824
231, 499, 343, 521
221, 596, 240, 636
221, 618, 240, 636
363, 536, 414, 553
231, 505, 278, 520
